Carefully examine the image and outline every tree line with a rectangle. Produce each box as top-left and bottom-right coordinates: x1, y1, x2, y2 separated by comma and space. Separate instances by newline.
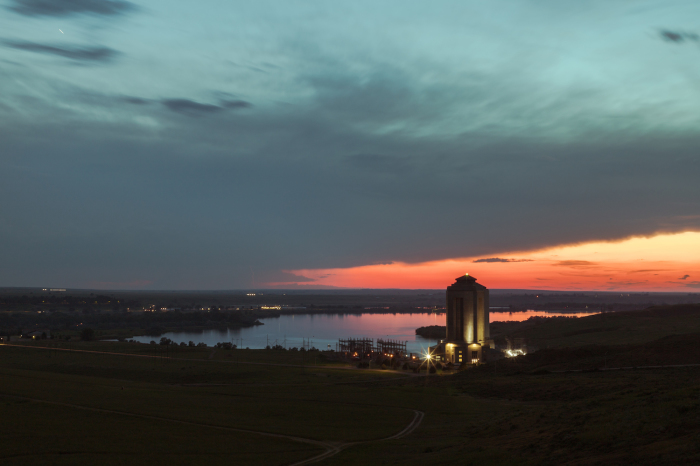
0, 309, 260, 335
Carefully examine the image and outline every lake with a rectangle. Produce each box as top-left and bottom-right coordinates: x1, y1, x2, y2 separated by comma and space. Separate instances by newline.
127, 309, 601, 354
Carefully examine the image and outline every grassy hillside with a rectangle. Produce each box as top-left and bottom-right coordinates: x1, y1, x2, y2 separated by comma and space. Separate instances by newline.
491, 304, 700, 348
2, 335, 700, 465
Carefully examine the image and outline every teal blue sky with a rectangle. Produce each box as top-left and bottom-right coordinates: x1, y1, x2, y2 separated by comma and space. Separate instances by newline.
1, 0, 700, 289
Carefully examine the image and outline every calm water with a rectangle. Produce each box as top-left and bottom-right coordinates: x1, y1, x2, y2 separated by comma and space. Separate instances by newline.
127, 310, 600, 354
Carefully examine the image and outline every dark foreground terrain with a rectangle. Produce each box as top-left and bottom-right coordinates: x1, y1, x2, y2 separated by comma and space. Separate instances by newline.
2, 302, 700, 466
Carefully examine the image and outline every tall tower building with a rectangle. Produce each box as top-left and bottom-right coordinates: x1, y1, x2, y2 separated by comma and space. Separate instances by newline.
433, 274, 493, 364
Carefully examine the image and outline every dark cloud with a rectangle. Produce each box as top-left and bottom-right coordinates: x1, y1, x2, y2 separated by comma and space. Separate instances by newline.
679, 274, 690, 280
122, 97, 150, 105
8, 0, 135, 17
555, 261, 597, 267
345, 154, 412, 174
2, 56, 700, 289
263, 271, 317, 284
660, 30, 699, 43
472, 258, 533, 263
162, 99, 223, 115
221, 100, 252, 109
161, 99, 252, 116
3, 41, 119, 62
685, 281, 700, 289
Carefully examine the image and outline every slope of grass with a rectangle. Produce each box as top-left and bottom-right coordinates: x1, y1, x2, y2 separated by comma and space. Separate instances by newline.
3, 306, 700, 466
494, 304, 700, 348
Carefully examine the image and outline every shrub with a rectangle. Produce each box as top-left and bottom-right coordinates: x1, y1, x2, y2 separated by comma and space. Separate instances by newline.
179, 342, 186, 347
196, 342, 207, 347
402, 362, 409, 370
159, 337, 172, 346
435, 362, 443, 370
188, 341, 195, 347
381, 364, 387, 370
429, 366, 437, 374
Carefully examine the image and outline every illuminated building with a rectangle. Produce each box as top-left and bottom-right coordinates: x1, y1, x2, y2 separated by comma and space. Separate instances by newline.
432, 274, 494, 364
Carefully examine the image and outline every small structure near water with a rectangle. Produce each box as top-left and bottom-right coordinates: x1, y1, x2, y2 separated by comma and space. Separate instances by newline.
337, 338, 410, 361
338, 338, 375, 355
337, 338, 407, 354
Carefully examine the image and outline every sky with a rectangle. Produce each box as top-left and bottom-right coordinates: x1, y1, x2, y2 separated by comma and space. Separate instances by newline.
1, 0, 700, 291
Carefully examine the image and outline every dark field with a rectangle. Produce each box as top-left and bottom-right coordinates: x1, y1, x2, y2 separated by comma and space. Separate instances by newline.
3, 301, 700, 466
491, 303, 700, 348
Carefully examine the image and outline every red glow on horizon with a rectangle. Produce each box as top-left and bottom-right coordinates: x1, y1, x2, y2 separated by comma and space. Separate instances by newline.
271, 232, 700, 291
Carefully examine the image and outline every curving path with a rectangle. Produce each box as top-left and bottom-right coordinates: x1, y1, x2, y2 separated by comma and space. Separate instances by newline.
1, 343, 425, 464
0, 392, 424, 466
289, 409, 424, 466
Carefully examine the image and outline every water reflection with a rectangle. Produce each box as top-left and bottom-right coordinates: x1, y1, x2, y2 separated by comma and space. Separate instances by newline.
127, 310, 598, 354
490, 310, 600, 322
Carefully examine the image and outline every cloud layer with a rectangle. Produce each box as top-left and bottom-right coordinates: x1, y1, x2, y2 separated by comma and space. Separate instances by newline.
160, 98, 252, 116
660, 30, 699, 43
4, 41, 119, 62
8, 0, 135, 17
472, 258, 533, 263
282, 232, 700, 291
1, 0, 700, 289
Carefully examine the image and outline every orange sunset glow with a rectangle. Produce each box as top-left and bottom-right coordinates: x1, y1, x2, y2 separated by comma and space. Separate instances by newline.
280, 232, 700, 291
